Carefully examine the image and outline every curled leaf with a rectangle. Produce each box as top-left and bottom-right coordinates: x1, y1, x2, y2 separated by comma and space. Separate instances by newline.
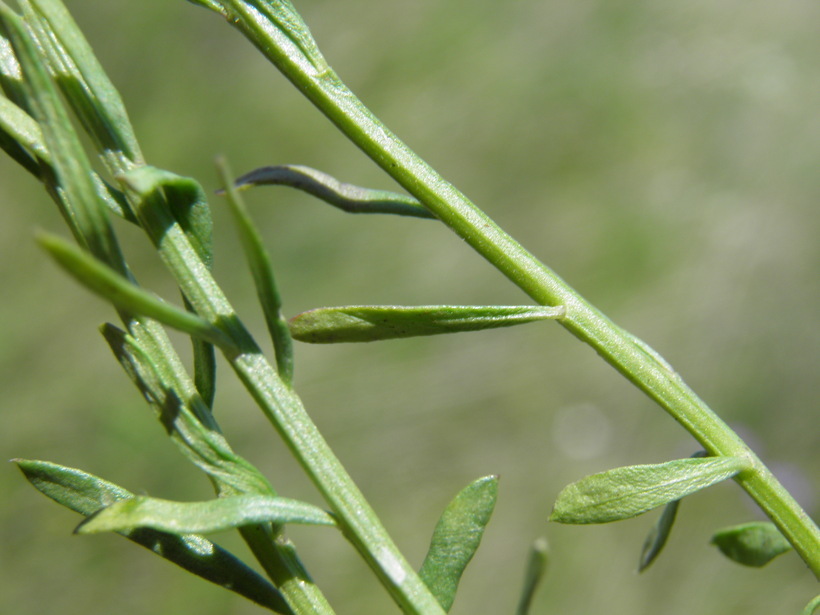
711, 521, 792, 567
77, 494, 336, 535
802, 595, 820, 615
228, 164, 435, 219
419, 475, 498, 611
290, 304, 565, 343
550, 456, 748, 525
14, 459, 287, 612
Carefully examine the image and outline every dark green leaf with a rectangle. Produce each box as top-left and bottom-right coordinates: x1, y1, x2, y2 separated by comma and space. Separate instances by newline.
217, 157, 294, 384
229, 164, 434, 219
419, 475, 498, 611
14, 459, 287, 612
515, 537, 549, 615
38, 232, 233, 349
290, 304, 565, 343
711, 522, 793, 567
550, 456, 748, 524
638, 451, 704, 571
638, 498, 680, 571
77, 494, 336, 535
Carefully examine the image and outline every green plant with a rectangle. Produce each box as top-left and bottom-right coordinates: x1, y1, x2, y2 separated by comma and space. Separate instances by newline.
1, 0, 817, 613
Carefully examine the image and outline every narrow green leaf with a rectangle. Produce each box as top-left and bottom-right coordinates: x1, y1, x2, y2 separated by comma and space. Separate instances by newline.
638, 451, 704, 571
217, 156, 294, 384
0, 23, 29, 109
419, 475, 498, 612
515, 537, 549, 615
802, 595, 820, 615
0, 93, 42, 173
229, 164, 435, 219
14, 459, 288, 613
550, 456, 749, 524
0, 5, 123, 269
116, 166, 218, 404
186, 0, 227, 15
0, 93, 135, 220
22, 0, 143, 172
101, 323, 274, 498
638, 498, 681, 571
77, 494, 336, 535
711, 522, 793, 567
38, 232, 234, 349
290, 304, 565, 343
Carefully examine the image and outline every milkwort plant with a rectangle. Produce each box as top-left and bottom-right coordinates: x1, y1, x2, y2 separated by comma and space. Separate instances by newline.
0, 1, 817, 613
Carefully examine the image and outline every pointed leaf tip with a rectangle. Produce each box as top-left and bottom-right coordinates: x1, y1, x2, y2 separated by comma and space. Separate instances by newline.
551, 456, 748, 525
290, 304, 564, 343
77, 494, 336, 535
14, 459, 286, 611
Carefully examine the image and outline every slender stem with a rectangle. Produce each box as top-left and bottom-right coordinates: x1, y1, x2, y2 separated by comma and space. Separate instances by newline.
220, 7, 820, 577
133, 189, 446, 614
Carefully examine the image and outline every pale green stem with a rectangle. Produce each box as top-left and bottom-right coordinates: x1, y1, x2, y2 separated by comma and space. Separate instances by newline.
215, 3, 819, 577
132, 189, 446, 614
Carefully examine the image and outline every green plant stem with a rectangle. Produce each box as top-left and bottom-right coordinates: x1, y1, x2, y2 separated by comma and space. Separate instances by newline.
214, 2, 820, 577
128, 185, 445, 614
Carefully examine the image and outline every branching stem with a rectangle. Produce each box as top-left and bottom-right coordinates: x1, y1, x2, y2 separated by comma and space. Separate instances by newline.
213, 0, 820, 577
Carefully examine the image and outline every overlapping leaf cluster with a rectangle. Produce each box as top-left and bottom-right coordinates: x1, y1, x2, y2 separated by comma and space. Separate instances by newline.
1, 0, 816, 614
0, 1, 520, 613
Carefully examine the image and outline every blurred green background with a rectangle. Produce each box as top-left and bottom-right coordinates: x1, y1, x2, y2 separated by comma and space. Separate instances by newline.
1, 0, 817, 613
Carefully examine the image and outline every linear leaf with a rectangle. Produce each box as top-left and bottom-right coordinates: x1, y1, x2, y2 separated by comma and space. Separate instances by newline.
0, 5, 123, 268
515, 537, 549, 615
217, 157, 294, 384
290, 304, 565, 343
77, 494, 336, 535
117, 165, 217, 405
38, 232, 233, 349
711, 522, 793, 567
550, 456, 748, 524
14, 459, 287, 612
637, 451, 704, 571
0, 93, 44, 173
638, 498, 681, 571
419, 475, 498, 611
101, 323, 274, 497
21, 0, 143, 172
229, 164, 434, 219
0, 93, 135, 220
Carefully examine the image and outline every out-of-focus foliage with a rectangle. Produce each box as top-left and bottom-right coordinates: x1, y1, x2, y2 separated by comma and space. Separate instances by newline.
2, 1, 817, 613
